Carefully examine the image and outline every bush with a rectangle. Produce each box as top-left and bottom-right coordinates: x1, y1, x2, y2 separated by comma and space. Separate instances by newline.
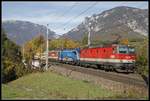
133, 38, 148, 76
2, 29, 32, 83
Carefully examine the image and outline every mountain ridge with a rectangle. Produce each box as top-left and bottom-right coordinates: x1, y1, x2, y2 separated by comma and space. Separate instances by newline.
61, 6, 148, 43
2, 20, 58, 46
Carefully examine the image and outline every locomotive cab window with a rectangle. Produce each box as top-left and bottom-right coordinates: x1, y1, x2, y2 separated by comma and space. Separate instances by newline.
73, 51, 77, 55
128, 47, 135, 54
118, 46, 128, 54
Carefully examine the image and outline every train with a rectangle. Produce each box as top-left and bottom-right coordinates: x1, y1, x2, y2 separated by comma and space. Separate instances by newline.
48, 44, 136, 73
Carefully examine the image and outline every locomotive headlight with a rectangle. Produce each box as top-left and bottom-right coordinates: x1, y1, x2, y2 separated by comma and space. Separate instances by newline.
125, 56, 130, 59
110, 55, 115, 58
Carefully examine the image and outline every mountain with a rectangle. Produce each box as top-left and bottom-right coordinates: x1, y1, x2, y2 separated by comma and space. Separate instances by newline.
62, 6, 148, 43
2, 20, 58, 46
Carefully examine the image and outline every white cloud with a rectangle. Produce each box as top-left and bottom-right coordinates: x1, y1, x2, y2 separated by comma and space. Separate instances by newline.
52, 28, 70, 35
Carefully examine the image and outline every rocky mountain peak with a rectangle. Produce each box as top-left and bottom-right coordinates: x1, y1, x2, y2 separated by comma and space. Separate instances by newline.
62, 6, 148, 42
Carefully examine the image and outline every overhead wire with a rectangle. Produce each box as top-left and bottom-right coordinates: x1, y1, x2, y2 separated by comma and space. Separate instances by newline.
59, 2, 98, 31
52, 2, 78, 29
57, 2, 78, 19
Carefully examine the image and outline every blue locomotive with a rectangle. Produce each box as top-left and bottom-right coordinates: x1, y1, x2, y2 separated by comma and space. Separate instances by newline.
58, 49, 80, 64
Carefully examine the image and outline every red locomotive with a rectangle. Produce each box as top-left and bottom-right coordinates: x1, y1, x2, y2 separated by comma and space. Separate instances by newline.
48, 50, 59, 61
80, 44, 136, 72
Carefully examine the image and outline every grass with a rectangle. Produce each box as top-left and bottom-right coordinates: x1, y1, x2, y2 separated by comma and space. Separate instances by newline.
2, 70, 148, 99
2, 71, 113, 99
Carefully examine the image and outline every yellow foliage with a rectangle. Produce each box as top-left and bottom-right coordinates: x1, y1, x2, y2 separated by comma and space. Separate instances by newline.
23, 36, 80, 60
49, 38, 80, 50
129, 37, 148, 75
23, 35, 45, 60
120, 39, 129, 45
4, 58, 15, 73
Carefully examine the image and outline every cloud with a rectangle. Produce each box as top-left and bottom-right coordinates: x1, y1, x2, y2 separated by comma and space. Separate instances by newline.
52, 28, 70, 35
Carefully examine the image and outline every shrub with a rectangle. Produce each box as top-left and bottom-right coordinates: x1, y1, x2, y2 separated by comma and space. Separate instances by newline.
2, 29, 32, 83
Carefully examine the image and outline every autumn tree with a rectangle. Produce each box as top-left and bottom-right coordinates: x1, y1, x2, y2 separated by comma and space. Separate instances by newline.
120, 38, 129, 45
2, 29, 28, 83
23, 34, 46, 63
49, 38, 80, 50
81, 34, 88, 46
135, 37, 148, 76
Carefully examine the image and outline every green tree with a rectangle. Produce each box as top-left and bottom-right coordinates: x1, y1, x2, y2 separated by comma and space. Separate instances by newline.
2, 29, 27, 83
49, 38, 80, 50
81, 34, 88, 46
135, 38, 148, 76
24, 34, 46, 62
129, 37, 148, 76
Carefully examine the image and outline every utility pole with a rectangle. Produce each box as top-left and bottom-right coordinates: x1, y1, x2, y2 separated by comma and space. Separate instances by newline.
21, 36, 25, 61
45, 24, 49, 70
23, 44, 24, 60
22, 43, 27, 67
88, 22, 91, 47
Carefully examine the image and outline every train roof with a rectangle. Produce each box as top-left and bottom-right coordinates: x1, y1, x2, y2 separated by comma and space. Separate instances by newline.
48, 44, 132, 52
80, 44, 118, 49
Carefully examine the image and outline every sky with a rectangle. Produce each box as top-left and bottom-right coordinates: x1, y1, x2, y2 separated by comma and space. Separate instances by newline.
2, 1, 148, 35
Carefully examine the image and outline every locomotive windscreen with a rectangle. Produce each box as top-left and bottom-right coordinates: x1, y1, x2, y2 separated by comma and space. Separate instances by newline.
128, 47, 135, 54
118, 45, 135, 54
118, 46, 128, 54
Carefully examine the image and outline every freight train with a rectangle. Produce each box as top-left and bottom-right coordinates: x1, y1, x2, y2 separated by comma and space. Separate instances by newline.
48, 44, 136, 72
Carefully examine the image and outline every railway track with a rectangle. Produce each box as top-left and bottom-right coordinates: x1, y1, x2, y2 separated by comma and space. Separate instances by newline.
49, 61, 147, 88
